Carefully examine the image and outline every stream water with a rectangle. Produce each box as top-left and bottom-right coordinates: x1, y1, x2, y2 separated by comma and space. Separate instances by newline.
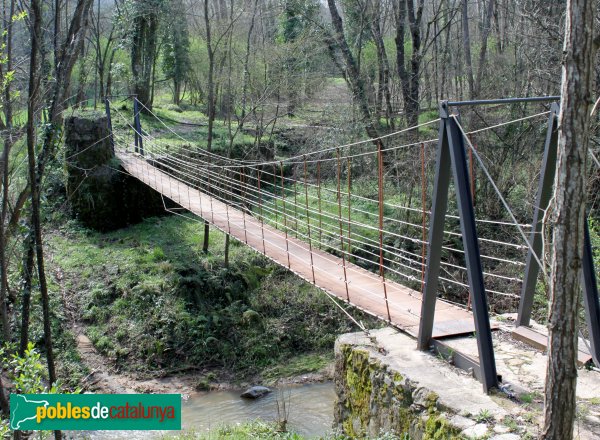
181, 382, 336, 437
68, 382, 336, 439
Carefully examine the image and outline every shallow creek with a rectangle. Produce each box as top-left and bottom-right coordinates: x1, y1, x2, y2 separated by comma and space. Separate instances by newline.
68, 382, 336, 439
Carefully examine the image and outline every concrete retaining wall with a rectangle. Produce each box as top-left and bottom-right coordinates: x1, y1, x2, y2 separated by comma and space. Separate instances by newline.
333, 328, 523, 439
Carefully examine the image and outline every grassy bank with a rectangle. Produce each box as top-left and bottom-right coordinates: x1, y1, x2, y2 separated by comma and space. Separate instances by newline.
46, 214, 378, 384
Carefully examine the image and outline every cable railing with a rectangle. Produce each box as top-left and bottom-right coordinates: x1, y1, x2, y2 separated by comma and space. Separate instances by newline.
106, 101, 542, 306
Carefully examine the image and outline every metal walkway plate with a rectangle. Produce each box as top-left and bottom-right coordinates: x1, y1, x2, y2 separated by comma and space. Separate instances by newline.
512, 326, 592, 366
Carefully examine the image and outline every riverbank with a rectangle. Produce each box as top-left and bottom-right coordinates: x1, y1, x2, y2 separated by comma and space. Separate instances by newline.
44, 215, 379, 393
74, 324, 334, 397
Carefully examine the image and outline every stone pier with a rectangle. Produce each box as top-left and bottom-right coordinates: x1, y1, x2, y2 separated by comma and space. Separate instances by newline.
64, 114, 169, 231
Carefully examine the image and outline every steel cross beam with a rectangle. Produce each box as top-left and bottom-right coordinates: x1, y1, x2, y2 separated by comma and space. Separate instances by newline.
418, 101, 498, 392
446, 96, 560, 107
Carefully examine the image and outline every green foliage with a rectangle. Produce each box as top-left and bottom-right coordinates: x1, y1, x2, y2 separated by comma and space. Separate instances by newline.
590, 218, 600, 276
262, 353, 333, 382
475, 409, 493, 423
0, 420, 9, 438
0, 10, 26, 116
167, 421, 301, 439
1, 343, 46, 393
0, 342, 62, 394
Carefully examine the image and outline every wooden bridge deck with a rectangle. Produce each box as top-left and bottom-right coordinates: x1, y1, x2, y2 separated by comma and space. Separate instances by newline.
119, 152, 492, 340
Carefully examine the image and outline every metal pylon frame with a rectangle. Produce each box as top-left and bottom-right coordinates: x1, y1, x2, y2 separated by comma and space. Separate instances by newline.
417, 100, 498, 392
516, 102, 600, 368
418, 96, 600, 392
516, 104, 560, 327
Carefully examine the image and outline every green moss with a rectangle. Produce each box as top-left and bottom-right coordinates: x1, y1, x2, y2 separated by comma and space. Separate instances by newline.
420, 414, 464, 440
339, 346, 422, 438
342, 418, 355, 437
425, 392, 439, 414
396, 407, 413, 435
343, 347, 374, 437
336, 345, 469, 439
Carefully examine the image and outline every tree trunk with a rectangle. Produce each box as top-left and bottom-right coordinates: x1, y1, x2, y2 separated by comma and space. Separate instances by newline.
461, 0, 475, 99
240, 0, 258, 120
0, 0, 16, 344
26, 2, 61, 439
394, 0, 410, 122
394, 0, 424, 129
473, 0, 495, 97
0, 134, 11, 343
542, 0, 595, 438
131, 4, 158, 112
326, 0, 379, 139
0, 372, 7, 416
19, 230, 34, 357
202, 0, 215, 253
224, 234, 230, 267
371, 8, 394, 128
28, 0, 57, 389
407, 0, 424, 129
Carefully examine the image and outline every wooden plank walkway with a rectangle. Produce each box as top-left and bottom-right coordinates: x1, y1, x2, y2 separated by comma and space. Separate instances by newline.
119, 152, 495, 339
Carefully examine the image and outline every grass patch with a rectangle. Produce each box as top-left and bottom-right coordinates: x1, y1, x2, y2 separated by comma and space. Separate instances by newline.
261, 353, 333, 382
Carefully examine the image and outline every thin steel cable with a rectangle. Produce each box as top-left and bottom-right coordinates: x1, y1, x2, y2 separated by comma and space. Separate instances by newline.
466, 110, 551, 135
113, 148, 521, 297
133, 97, 441, 164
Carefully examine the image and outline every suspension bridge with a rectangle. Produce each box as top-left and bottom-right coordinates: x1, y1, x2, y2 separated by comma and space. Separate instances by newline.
102, 95, 600, 392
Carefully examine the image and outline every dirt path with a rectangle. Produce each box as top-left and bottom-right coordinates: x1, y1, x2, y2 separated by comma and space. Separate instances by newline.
74, 325, 196, 397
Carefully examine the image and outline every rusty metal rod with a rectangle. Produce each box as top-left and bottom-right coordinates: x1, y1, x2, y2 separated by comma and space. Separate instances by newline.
378, 141, 391, 322
273, 164, 278, 229
317, 161, 322, 249
421, 142, 427, 293
257, 168, 266, 254
293, 167, 298, 237
304, 156, 316, 283
280, 161, 291, 268
223, 168, 231, 234
337, 148, 350, 301
347, 157, 352, 259
241, 167, 248, 244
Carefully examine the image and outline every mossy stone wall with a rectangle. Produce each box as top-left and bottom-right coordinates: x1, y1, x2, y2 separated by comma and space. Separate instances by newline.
334, 342, 463, 439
